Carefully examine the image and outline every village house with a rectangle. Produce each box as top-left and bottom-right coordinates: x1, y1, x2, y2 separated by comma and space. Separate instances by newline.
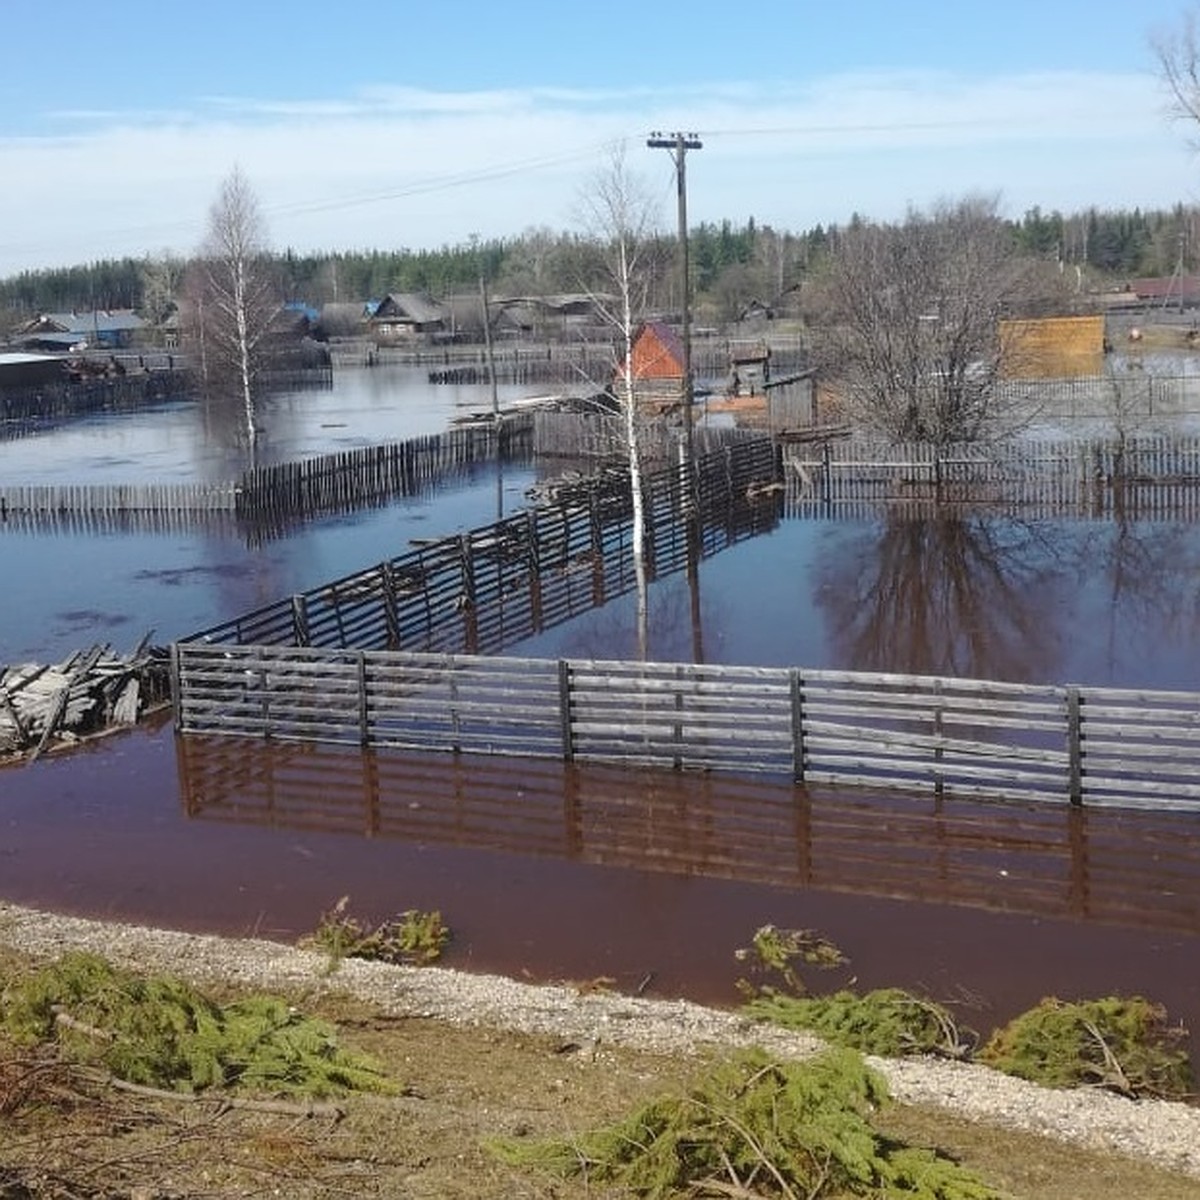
366, 292, 447, 341
15, 309, 145, 352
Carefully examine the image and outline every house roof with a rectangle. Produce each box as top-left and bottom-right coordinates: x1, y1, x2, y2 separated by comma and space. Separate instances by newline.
30, 310, 145, 335
371, 292, 445, 324
1128, 276, 1200, 300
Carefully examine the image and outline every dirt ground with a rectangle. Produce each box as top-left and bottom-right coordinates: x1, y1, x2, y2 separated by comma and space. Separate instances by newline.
2, 955, 1200, 1200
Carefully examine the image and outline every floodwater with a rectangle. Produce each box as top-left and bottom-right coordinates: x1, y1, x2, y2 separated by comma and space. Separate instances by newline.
2, 366, 1199, 1051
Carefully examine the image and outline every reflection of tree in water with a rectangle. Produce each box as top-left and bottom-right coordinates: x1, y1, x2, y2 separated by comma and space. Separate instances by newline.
819, 511, 1063, 682
1083, 512, 1200, 682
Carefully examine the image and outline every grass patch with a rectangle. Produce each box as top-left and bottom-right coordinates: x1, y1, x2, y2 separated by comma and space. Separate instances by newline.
302, 895, 451, 970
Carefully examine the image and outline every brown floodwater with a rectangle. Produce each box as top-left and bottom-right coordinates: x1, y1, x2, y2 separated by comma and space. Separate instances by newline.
2, 721, 1197, 1056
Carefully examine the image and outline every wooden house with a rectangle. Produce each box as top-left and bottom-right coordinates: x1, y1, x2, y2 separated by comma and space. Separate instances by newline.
367, 292, 446, 341
16, 309, 145, 351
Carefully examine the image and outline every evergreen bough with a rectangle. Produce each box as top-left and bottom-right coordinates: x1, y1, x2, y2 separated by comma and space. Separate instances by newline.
979, 995, 1193, 1100
746, 987, 976, 1059
488, 1047, 1002, 1199
0, 952, 394, 1098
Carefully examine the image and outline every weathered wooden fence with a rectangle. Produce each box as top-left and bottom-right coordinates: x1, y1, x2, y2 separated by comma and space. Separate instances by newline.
179, 437, 780, 656
0, 370, 192, 429
532, 410, 768, 461
783, 433, 1200, 513
177, 738, 1200, 933
0, 416, 539, 534
996, 373, 1200, 421
172, 647, 1200, 811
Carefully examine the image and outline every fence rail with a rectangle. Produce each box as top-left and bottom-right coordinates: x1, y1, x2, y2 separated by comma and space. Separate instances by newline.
172, 645, 1200, 811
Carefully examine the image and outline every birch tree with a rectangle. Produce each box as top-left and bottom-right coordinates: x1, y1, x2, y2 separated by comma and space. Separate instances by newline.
578, 147, 660, 657
188, 167, 276, 458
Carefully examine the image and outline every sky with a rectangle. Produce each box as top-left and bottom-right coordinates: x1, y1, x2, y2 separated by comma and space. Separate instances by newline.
2, 0, 1199, 277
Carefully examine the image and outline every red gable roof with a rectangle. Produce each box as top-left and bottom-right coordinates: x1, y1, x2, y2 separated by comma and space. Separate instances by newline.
618, 320, 684, 381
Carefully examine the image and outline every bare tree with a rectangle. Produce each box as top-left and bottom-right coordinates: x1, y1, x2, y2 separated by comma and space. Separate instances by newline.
186, 167, 277, 458
1154, 10, 1200, 132
577, 146, 661, 657
816, 197, 1053, 444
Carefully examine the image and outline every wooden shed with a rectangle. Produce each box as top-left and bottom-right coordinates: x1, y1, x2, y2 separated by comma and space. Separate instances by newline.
614, 320, 685, 414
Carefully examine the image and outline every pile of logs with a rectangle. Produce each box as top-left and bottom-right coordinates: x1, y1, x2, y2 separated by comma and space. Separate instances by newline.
0, 638, 171, 762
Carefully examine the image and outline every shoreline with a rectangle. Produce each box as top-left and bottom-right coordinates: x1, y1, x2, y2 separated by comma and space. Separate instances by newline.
1, 899, 1198, 1182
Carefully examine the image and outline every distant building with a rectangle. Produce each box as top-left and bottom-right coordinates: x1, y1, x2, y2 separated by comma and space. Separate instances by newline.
367, 292, 446, 340
15, 310, 145, 351
998, 314, 1106, 380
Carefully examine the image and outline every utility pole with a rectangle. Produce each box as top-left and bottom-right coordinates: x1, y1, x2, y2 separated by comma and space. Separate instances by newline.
647, 131, 702, 472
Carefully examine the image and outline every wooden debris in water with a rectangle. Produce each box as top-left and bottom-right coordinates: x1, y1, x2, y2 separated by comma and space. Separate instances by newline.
0, 639, 170, 762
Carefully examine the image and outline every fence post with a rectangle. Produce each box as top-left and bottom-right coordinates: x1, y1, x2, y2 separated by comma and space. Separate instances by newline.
1066, 686, 1083, 805
790, 668, 806, 782
558, 659, 575, 761
170, 643, 184, 733
821, 440, 832, 508
291, 594, 311, 647
380, 562, 402, 649
358, 651, 370, 746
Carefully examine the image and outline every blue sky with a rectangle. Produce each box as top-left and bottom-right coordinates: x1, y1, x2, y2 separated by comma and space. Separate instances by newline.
1, 0, 1197, 276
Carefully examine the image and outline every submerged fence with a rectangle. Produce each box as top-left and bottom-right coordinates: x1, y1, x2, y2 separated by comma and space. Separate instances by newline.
783, 433, 1200, 514
178, 437, 780, 656
169, 427, 1200, 811
172, 647, 1200, 811
0, 416, 538, 536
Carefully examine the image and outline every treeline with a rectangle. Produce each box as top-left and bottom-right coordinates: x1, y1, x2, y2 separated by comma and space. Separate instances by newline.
2, 204, 1197, 325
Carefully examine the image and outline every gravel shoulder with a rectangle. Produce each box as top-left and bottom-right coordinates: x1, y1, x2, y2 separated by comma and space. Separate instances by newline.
2, 900, 1198, 1185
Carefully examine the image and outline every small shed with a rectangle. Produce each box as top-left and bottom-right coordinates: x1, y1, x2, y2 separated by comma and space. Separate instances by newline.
0, 351, 68, 390
614, 320, 685, 413
727, 340, 770, 396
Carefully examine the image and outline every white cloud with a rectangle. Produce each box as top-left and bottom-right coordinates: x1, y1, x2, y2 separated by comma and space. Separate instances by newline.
0, 69, 1193, 275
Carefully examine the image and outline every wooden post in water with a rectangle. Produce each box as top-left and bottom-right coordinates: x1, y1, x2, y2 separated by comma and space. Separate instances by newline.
558, 660, 574, 761
1066, 686, 1084, 805
789, 668, 806, 783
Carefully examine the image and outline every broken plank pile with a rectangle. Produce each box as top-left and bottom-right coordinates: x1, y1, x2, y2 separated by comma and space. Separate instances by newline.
0, 639, 171, 762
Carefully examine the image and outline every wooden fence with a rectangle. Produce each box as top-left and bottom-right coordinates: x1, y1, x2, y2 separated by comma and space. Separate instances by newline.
996, 373, 1200, 421
783, 433, 1200, 513
172, 647, 1200, 811
0, 416, 539, 535
179, 437, 781, 656
0, 370, 192, 429
176, 738, 1200, 934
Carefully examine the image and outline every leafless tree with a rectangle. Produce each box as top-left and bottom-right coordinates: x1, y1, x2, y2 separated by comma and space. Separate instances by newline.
1154, 10, 1200, 134
185, 167, 277, 459
815, 196, 1052, 444
577, 145, 661, 657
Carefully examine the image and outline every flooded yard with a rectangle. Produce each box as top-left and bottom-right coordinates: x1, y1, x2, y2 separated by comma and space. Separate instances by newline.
2, 365, 1198, 1053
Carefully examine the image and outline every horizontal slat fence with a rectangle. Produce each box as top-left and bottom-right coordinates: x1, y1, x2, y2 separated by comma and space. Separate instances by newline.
173, 646, 1200, 810
177, 738, 1200, 934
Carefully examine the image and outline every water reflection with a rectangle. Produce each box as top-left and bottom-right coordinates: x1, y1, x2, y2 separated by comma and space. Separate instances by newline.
817, 511, 1065, 681
177, 737, 1200, 938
